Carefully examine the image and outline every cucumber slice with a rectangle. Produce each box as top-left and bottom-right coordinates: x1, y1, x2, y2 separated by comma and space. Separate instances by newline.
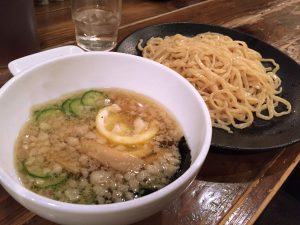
81, 90, 107, 108
23, 161, 51, 179
69, 98, 85, 117
35, 107, 63, 122
33, 173, 68, 189
62, 99, 73, 116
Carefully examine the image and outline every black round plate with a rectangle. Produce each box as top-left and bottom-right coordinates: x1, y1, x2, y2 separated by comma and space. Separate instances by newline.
116, 22, 300, 151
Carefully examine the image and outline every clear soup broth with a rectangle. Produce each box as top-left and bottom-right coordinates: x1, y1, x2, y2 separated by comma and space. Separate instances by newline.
15, 89, 190, 204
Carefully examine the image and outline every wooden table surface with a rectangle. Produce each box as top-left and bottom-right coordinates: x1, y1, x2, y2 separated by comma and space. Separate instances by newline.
1, 0, 300, 224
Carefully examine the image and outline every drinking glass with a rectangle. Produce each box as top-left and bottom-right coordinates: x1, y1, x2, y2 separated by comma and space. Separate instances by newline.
71, 0, 122, 51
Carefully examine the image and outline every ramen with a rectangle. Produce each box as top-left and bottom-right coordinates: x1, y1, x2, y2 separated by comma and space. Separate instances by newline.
15, 89, 187, 204
139, 33, 291, 133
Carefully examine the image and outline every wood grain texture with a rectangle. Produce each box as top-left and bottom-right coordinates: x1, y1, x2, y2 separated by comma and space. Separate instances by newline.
34, 0, 210, 49
226, 0, 300, 62
0, 191, 35, 225
220, 146, 300, 225
0, 0, 299, 225
0, 68, 12, 87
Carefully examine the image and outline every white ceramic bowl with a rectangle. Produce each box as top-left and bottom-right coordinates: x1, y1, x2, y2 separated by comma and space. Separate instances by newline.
0, 52, 211, 225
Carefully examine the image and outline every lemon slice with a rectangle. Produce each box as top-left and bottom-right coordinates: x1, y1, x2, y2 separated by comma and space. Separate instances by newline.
96, 104, 158, 145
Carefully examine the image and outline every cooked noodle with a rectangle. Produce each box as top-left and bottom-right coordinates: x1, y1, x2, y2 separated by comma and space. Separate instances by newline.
139, 33, 291, 133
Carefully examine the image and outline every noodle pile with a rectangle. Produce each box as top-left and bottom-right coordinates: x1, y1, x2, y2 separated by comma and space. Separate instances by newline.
139, 33, 291, 133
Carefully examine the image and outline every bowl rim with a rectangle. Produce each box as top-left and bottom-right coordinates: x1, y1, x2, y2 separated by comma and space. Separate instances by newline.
0, 51, 212, 213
